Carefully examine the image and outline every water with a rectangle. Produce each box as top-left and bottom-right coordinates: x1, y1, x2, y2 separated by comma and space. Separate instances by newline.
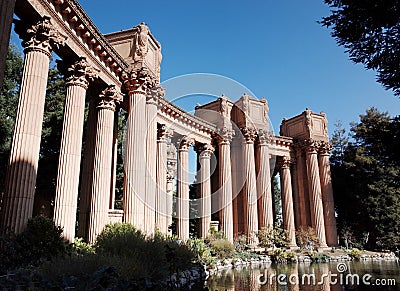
206, 260, 400, 290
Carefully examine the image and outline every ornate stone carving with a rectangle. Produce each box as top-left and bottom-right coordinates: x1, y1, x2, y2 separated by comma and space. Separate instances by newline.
157, 124, 173, 142
258, 129, 274, 145
241, 127, 257, 143
219, 94, 229, 116
305, 108, 313, 136
215, 127, 234, 144
97, 85, 123, 111
279, 156, 291, 169
122, 66, 156, 92
167, 143, 177, 178
319, 141, 332, 155
321, 112, 328, 137
195, 143, 215, 158
242, 93, 250, 114
176, 136, 195, 152
134, 22, 149, 61
147, 82, 165, 105
301, 138, 319, 154
65, 57, 99, 89
21, 16, 67, 55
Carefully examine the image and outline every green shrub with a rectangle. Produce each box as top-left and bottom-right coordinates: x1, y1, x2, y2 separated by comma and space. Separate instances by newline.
306, 251, 329, 263
258, 225, 289, 248
268, 249, 297, 263
187, 238, 212, 265
0, 216, 68, 274
234, 234, 248, 252
73, 237, 95, 255
210, 239, 234, 259
296, 227, 320, 250
349, 248, 362, 260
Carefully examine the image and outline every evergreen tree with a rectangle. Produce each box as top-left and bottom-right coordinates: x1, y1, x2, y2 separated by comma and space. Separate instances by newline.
331, 107, 400, 250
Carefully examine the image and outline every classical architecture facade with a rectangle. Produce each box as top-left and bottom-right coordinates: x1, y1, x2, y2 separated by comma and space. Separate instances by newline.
0, 0, 337, 247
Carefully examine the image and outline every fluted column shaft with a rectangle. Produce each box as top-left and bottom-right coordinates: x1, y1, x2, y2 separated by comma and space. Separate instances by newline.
176, 138, 192, 241
54, 58, 98, 242
256, 131, 273, 230
144, 97, 158, 234
1, 17, 66, 233
319, 143, 338, 246
295, 149, 308, 228
305, 141, 328, 248
166, 175, 174, 232
87, 86, 122, 243
53, 81, 86, 242
123, 88, 146, 229
78, 100, 97, 238
122, 68, 155, 231
156, 125, 170, 233
279, 157, 297, 247
218, 133, 234, 243
241, 128, 258, 245
197, 144, 213, 238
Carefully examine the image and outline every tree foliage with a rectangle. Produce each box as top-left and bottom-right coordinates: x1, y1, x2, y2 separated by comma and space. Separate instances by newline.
0, 44, 23, 189
331, 107, 400, 250
321, 1, 400, 96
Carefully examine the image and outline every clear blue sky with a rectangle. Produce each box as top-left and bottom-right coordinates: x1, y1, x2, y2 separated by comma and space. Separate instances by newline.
35, 1, 400, 135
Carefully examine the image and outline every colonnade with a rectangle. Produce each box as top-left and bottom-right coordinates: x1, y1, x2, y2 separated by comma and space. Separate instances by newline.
0, 14, 337, 248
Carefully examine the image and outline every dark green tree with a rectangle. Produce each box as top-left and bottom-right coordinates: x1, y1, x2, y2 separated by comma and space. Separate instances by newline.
331, 107, 400, 250
0, 44, 23, 189
320, 1, 400, 96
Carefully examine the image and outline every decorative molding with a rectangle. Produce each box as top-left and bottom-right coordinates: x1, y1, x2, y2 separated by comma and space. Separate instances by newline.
147, 82, 165, 105
195, 143, 215, 158
279, 156, 291, 169
318, 141, 332, 155
176, 136, 195, 152
97, 85, 123, 111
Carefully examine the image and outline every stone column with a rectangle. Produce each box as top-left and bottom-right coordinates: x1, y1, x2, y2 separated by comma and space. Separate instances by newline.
144, 84, 164, 234
155, 124, 171, 233
77, 100, 97, 238
319, 141, 338, 246
109, 112, 118, 210
216, 127, 234, 243
256, 130, 274, 231
305, 139, 328, 248
294, 147, 308, 228
122, 67, 154, 230
279, 157, 297, 248
176, 137, 194, 241
195, 143, 214, 238
166, 174, 174, 233
53, 58, 98, 242
1, 17, 66, 234
87, 85, 122, 243
0, 0, 16, 89
241, 127, 259, 245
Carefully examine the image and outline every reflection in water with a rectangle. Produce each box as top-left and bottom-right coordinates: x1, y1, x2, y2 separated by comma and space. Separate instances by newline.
206, 261, 400, 290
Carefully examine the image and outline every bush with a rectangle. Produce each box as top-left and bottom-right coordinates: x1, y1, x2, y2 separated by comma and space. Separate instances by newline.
0, 216, 68, 274
296, 227, 320, 250
258, 225, 289, 248
73, 237, 95, 255
268, 249, 297, 263
187, 238, 212, 265
348, 248, 362, 260
234, 234, 247, 252
210, 239, 234, 259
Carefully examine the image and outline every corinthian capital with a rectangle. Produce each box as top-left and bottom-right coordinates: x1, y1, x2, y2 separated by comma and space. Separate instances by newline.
175, 136, 194, 152
194, 143, 215, 158
319, 141, 332, 155
97, 85, 123, 111
147, 82, 165, 105
21, 16, 67, 56
301, 138, 320, 154
157, 124, 173, 143
215, 126, 234, 145
122, 66, 156, 92
278, 156, 291, 170
258, 129, 274, 145
65, 57, 99, 89
241, 127, 257, 143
